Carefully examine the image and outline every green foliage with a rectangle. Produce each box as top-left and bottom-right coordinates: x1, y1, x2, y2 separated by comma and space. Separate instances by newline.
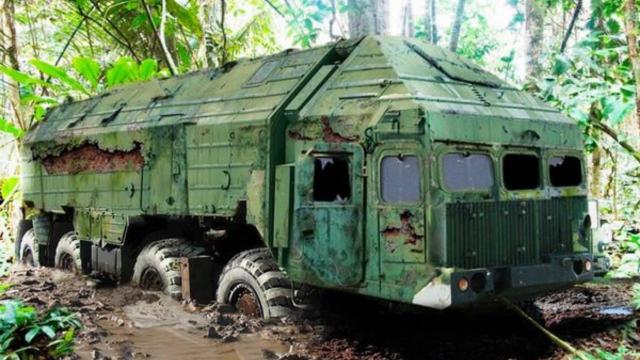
455, 14, 498, 66
29, 59, 88, 95
282, 0, 331, 48
0, 299, 82, 359
583, 346, 640, 360
71, 57, 101, 90
0, 118, 24, 139
1, 177, 19, 200
105, 57, 163, 88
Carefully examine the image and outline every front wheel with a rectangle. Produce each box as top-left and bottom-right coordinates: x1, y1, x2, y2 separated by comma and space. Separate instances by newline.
132, 239, 205, 298
54, 232, 82, 272
216, 248, 293, 320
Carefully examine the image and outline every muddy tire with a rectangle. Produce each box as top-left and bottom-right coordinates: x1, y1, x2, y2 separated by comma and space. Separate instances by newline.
216, 248, 293, 320
54, 231, 82, 272
19, 229, 39, 267
132, 239, 205, 299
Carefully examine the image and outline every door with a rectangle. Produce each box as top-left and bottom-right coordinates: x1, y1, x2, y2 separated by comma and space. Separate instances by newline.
289, 143, 365, 287
373, 144, 427, 264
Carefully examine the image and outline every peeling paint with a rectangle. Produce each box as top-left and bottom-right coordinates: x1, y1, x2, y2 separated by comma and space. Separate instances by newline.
320, 116, 359, 143
381, 210, 425, 252
41, 143, 143, 175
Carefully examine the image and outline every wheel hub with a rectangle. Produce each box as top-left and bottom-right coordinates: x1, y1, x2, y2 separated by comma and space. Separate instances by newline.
22, 250, 34, 266
140, 268, 164, 291
233, 287, 261, 318
59, 253, 76, 272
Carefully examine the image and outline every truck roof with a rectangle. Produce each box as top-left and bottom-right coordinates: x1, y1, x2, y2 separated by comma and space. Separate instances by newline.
25, 36, 572, 147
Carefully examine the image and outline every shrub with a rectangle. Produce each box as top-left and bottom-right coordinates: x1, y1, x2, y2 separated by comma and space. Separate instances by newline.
0, 285, 82, 359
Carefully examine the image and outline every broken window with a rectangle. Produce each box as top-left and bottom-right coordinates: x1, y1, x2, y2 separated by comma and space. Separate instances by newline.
381, 155, 421, 203
313, 156, 351, 202
442, 153, 494, 191
549, 156, 582, 187
503, 154, 541, 190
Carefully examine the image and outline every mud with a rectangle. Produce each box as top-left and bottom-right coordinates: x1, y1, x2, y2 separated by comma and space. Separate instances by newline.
41, 144, 144, 175
1, 267, 638, 360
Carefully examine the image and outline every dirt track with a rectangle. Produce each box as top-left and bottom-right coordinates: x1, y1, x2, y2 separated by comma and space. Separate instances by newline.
1, 267, 638, 360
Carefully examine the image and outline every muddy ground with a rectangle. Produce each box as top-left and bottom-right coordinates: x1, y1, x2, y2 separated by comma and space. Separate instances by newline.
1, 267, 638, 360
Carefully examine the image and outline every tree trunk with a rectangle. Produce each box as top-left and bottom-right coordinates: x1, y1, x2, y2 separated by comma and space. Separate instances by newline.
348, 0, 389, 37
449, 0, 466, 52
590, 146, 603, 198
402, 0, 414, 37
624, 0, 640, 133
525, 0, 544, 79
429, 0, 438, 44
1, 0, 25, 130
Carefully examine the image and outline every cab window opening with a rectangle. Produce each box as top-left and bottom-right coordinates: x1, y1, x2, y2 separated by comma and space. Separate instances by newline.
313, 156, 351, 202
442, 152, 494, 192
381, 155, 421, 203
549, 156, 582, 187
503, 154, 540, 191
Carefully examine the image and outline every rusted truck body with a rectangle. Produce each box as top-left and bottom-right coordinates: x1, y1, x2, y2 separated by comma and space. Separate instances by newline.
17, 36, 593, 316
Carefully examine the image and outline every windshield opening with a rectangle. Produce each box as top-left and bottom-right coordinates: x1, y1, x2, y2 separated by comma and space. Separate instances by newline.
442, 152, 494, 191
503, 154, 540, 190
549, 156, 582, 187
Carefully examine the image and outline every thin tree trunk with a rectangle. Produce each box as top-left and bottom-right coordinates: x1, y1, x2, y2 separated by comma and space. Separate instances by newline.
220, 0, 228, 65
430, 0, 438, 44
449, 0, 466, 52
401, 0, 414, 37
141, 0, 177, 75
525, 0, 544, 78
624, 0, 640, 132
590, 146, 603, 198
1, 0, 25, 130
560, 0, 582, 53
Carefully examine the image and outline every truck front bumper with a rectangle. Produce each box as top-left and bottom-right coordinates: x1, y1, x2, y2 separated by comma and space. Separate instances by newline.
412, 254, 594, 310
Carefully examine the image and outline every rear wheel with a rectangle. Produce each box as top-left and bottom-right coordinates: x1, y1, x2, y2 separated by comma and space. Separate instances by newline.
19, 229, 39, 267
132, 239, 205, 298
216, 248, 293, 319
54, 232, 82, 272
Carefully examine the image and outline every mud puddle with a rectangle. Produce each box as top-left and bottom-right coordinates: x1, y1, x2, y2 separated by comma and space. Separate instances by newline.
76, 324, 289, 359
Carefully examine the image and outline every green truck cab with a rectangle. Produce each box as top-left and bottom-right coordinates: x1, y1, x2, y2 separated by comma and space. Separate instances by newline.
17, 36, 593, 318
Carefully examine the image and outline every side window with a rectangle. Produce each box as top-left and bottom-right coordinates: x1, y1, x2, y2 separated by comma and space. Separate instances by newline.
549, 156, 582, 187
313, 156, 351, 202
503, 154, 541, 190
442, 153, 494, 191
381, 155, 421, 203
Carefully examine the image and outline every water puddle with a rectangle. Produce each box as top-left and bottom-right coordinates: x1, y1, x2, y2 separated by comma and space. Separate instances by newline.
76, 295, 290, 359
598, 306, 634, 317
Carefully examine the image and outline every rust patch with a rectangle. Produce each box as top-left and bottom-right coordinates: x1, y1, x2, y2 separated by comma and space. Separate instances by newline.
42, 143, 144, 175
288, 130, 315, 141
381, 210, 424, 252
321, 116, 359, 143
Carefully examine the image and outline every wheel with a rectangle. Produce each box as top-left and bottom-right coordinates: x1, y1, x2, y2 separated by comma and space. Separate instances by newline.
19, 229, 39, 267
54, 231, 82, 272
132, 239, 205, 299
216, 248, 293, 319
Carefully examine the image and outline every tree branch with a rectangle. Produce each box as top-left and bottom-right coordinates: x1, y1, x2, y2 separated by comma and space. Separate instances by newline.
592, 120, 640, 164
560, 0, 582, 53
75, 4, 140, 61
141, 0, 177, 75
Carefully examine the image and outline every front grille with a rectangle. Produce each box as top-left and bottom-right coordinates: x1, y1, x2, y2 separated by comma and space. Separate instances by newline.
446, 197, 587, 269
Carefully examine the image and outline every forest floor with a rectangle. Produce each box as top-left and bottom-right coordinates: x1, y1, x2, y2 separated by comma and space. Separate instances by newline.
1, 266, 638, 360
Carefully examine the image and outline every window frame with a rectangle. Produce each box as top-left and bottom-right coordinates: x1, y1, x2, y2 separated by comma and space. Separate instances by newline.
500, 150, 543, 192
545, 152, 585, 189
379, 154, 423, 204
377, 149, 424, 206
439, 150, 496, 194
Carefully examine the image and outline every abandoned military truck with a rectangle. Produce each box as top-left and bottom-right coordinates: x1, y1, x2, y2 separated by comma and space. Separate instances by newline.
16, 36, 594, 318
